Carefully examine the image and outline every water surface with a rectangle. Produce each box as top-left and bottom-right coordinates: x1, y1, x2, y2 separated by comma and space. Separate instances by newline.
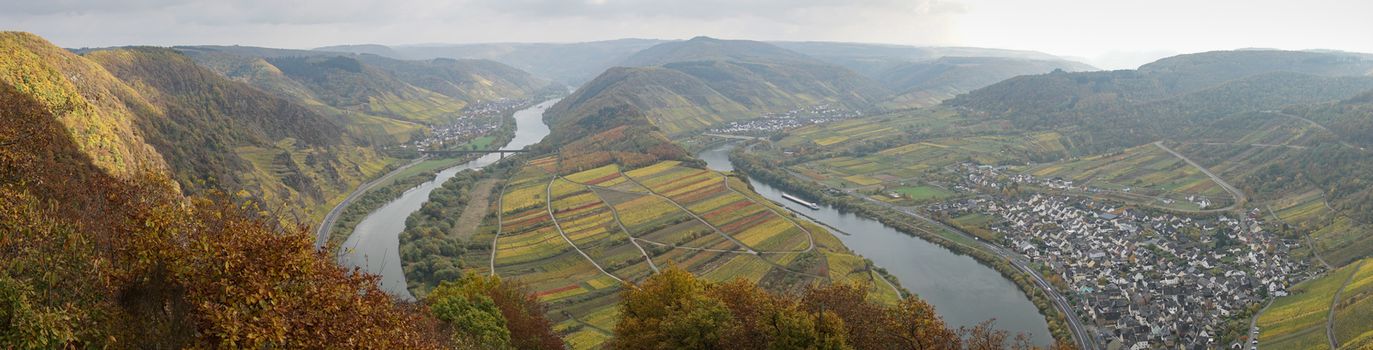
340, 99, 557, 299
699, 142, 1052, 345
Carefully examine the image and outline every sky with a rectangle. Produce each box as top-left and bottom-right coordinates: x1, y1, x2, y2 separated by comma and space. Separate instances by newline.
3, 0, 1371, 69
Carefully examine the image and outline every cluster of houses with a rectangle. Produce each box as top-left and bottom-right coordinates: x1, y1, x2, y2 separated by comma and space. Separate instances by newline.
398, 98, 529, 152
708, 104, 861, 135
932, 193, 1311, 350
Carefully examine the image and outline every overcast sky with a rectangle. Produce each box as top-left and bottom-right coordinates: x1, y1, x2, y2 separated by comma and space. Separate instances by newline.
4, 0, 1371, 69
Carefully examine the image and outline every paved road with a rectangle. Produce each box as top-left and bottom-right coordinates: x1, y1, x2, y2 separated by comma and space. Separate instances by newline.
704, 133, 765, 141
884, 200, 1099, 350
1249, 298, 1274, 349
1328, 260, 1365, 349
314, 156, 428, 248
804, 175, 1099, 349
1265, 111, 1366, 152
1153, 141, 1247, 211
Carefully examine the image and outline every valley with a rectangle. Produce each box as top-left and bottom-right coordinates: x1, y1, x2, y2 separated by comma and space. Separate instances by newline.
6, 11, 1373, 348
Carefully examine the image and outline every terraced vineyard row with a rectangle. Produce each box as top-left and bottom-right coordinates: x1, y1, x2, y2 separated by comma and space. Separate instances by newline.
480, 159, 900, 348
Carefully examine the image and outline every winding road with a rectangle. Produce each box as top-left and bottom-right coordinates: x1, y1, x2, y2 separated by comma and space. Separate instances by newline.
1153, 141, 1247, 211
545, 177, 627, 284
781, 168, 1099, 349
314, 156, 428, 248
1328, 260, 1364, 349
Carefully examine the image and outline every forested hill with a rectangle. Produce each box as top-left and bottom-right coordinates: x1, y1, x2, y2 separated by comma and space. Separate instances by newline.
948, 50, 1373, 151
766, 41, 1095, 108
78, 46, 389, 221
0, 31, 450, 348
547, 37, 891, 136
177, 45, 550, 144
877, 56, 1096, 108
318, 39, 666, 86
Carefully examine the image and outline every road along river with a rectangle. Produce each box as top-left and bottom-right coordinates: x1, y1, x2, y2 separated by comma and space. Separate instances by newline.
338, 99, 556, 300
697, 142, 1053, 345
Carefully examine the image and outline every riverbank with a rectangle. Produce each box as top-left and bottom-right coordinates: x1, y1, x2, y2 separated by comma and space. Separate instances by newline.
337, 99, 558, 299
728, 143, 1079, 347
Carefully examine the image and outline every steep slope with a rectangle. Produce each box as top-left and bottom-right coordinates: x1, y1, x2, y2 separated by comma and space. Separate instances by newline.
81, 47, 391, 221
178, 45, 549, 144
319, 39, 666, 85
0, 32, 442, 348
0, 33, 170, 180
548, 37, 890, 136
548, 67, 751, 141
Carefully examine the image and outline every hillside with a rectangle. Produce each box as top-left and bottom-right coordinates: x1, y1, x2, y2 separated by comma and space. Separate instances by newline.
319, 39, 666, 85
0, 31, 447, 348
178, 45, 549, 144
548, 37, 891, 136
81, 47, 391, 222
878, 56, 1096, 108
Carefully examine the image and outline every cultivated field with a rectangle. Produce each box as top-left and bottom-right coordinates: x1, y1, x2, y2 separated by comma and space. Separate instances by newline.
482, 158, 899, 348
1257, 262, 1361, 349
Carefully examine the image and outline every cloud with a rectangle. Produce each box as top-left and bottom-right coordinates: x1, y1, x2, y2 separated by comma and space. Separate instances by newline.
0, 0, 965, 48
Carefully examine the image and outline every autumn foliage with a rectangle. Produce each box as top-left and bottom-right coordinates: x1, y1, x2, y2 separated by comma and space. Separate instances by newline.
612, 267, 1074, 350
0, 64, 443, 347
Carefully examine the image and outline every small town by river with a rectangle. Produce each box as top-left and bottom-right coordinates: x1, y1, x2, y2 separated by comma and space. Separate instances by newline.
337, 99, 557, 300
697, 143, 1053, 345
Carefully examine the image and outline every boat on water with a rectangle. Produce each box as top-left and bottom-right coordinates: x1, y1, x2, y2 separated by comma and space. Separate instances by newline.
782, 193, 820, 210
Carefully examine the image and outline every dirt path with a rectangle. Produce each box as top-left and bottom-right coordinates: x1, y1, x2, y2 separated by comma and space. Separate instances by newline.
619, 169, 758, 255
1328, 260, 1365, 349
1154, 141, 1246, 212
619, 168, 828, 281
586, 185, 660, 273
1267, 204, 1333, 270
546, 177, 626, 284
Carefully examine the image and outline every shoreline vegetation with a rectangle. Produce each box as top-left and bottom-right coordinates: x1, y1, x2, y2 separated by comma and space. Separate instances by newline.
325, 104, 524, 247
729, 144, 1077, 345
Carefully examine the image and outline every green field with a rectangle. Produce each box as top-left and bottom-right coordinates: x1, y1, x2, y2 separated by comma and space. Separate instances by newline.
894, 185, 957, 202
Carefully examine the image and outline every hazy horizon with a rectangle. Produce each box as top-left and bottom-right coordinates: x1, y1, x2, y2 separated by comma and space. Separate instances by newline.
5, 0, 1372, 69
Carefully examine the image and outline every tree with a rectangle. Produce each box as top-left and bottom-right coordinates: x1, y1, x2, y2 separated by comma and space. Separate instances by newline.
612, 267, 735, 349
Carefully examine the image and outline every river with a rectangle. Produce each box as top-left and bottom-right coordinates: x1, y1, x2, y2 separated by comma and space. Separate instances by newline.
697, 143, 1053, 345
338, 99, 557, 300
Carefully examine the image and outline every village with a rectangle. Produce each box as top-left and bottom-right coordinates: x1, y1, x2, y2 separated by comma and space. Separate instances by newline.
397, 98, 531, 153
922, 164, 1315, 350
708, 104, 862, 135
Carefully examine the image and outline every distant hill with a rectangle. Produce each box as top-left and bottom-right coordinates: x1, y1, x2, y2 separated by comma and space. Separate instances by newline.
548, 37, 891, 136
318, 39, 665, 85
178, 45, 549, 144
619, 36, 814, 66
949, 50, 1373, 144
771, 41, 1074, 74
877, 56, 1096, 108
